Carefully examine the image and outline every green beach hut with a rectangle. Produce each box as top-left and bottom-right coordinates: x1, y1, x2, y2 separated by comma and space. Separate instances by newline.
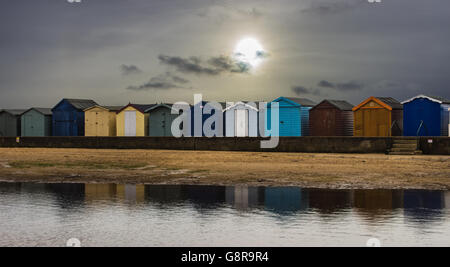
146, 104, 178, 137
0, 109, 27, 137
21, 108, 53, 136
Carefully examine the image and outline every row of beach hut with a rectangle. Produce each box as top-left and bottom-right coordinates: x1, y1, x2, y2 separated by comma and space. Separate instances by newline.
0, 95, 449, 137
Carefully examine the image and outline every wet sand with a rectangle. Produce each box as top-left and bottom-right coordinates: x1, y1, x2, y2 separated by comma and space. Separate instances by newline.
0, 148, 449, 190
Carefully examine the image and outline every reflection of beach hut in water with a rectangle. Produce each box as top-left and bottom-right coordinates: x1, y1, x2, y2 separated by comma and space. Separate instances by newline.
264, 187, 308, 213
223, 102, 260, 137
308, 189, 353, 213
85, 184, 116, 201
404, 190, 444, 210
46, 183, 85, 208
353, 97, 403, 136
445, 192, 450, 209
0, 109, 27, 136
116, 104, 155, 136
116, 184, 145, 203
226, 186, 264, 209
145, 185, 183, 203
184, 185, 226, 208
84, 106, 122, 136
401, 95, 450, 136
353, 190, 404, 220
309, 100, 354, 136
146, 104, 179, 137
266, 97, 316, 137
403, 190, 445, 223
20, 108, 52, 137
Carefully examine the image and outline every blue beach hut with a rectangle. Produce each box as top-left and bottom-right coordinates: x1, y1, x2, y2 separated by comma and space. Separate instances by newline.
402, 95, 450, 136
266, 97, 316, 137
52, 99, 98, 136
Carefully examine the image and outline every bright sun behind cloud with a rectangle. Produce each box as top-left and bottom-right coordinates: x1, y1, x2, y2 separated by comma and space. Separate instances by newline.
233, 37, 266, 68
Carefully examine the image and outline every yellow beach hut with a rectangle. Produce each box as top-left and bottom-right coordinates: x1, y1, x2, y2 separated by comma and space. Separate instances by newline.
116, 103, 155, 136
84, 105, 122, 136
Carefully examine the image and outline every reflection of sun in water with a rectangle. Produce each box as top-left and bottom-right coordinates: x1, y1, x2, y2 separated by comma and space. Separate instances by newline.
233, 37, 265, 68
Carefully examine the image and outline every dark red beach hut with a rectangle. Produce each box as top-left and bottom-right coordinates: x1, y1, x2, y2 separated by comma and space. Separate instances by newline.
309, 100, 354, 136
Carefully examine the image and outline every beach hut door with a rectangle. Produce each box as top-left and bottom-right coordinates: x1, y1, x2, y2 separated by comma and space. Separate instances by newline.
124, 111, 137, 136
235, 109, 248, 137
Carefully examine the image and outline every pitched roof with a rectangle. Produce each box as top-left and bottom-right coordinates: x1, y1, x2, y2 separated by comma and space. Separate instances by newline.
194, 101, 227, 109
63, 99, 98, 110
118, 103, 157, 114
102, 106, 123, 111
353, 96, 402, 111
223, 101, 259, 112
401, 94, 450, 104
314, 100, 354, 111
22, 108, 52, 116
0, 109, 28, 116
283, 97, 317, 107
377, 97, 403, 109
145, 103, 174, 113
84, 105, 124, 112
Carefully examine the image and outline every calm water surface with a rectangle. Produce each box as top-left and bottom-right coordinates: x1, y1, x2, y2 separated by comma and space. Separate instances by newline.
0, 182, 449, 247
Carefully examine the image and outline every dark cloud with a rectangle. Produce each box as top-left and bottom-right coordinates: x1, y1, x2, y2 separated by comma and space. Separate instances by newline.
197, 5, 263, 24
158, 55, 221, 75
318, 80, 335, 88
301, 0, 362, 15
127, 72, 190, 91
120, 64, 143, 75
291, 86, 323, 96
159, 54, 253, 76
208, 56, 235, 71
318, 80, 364, 91
237, 7, 264, 18
335, 81, 364, 91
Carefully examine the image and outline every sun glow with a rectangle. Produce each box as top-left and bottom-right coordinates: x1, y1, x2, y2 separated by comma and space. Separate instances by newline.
233, 37, 266, 68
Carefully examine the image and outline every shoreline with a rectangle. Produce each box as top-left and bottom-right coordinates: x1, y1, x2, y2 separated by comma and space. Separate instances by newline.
1, 178, 449, 191
0, 148, 449, 190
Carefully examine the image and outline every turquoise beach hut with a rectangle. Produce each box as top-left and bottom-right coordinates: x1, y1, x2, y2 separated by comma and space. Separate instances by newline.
266, 97, 316, 137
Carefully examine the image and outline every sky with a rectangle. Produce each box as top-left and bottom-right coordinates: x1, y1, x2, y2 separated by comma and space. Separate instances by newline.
0, 0, 449, 108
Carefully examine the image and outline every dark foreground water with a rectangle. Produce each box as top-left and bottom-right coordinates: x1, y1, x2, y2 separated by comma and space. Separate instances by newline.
0, 182, 449, 247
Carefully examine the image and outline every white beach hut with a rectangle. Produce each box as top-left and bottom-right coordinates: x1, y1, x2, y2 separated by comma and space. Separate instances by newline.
223, 102, 259, 137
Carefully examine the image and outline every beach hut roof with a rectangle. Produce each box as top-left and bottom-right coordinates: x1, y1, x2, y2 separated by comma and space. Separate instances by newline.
145, 103, 176, 113
84, 105, 123, 112
353, 96, 402, 111
223, 101, 259, 112
277, 97, 317, 107
377, 97, 403, 109
312, 100, 354, 111
21, 108, 52, 116
0, 109, 28, 116
65, 99, 98, 110
103, 106, 124, 111
401, 94, 450, 105
52, 99, 98, 111
118, 103, 156, 114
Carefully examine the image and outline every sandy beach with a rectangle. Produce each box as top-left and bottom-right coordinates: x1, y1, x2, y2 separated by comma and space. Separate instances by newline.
0, 148, 449, 190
